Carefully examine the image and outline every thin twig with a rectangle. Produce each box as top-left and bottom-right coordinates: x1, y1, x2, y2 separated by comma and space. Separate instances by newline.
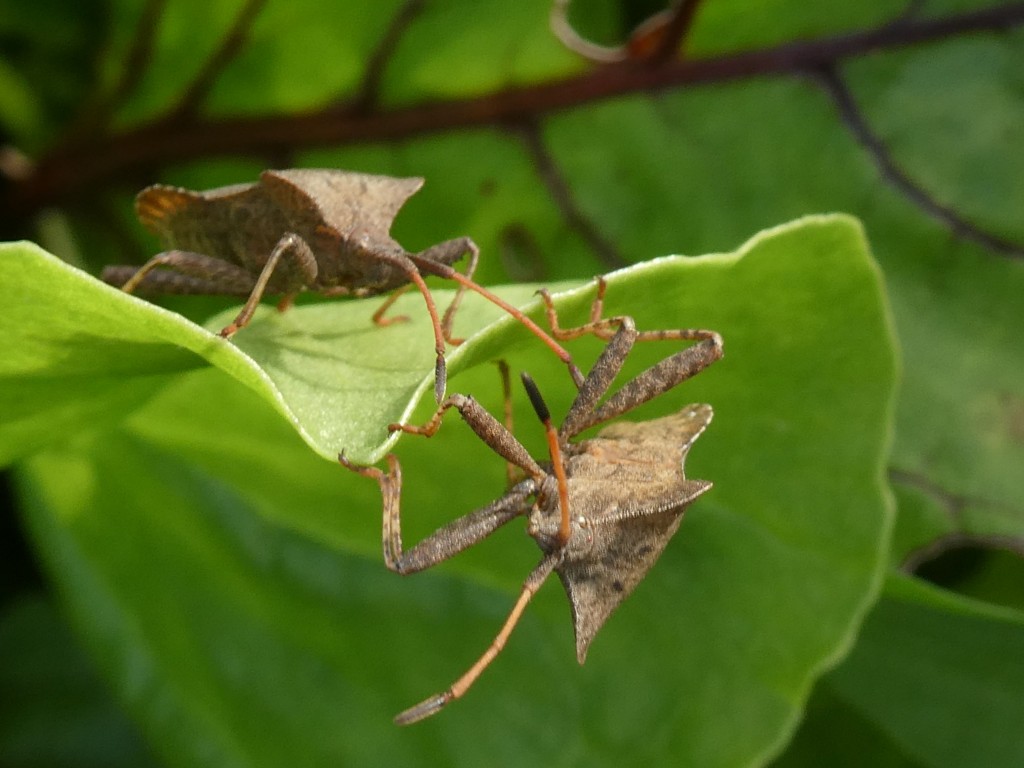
514, 121, 626, 270
814, 66, 1024, 259
347, 0, 426, 113
59, 0, 167, 141
102, 0, 169, 121
168, 0, 269, 120
888, 467, 1024, 569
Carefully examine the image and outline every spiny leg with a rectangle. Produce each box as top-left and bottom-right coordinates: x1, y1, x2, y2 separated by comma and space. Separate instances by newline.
390, 393, 544, 480
393, 366, 571, 542
339, 447, 548, 724
535, 277, 723, 439
338, 453, 532, 575
394, 552, 560, 725
408, 254, 585, 388
220, 232, 318, 337
559, 318, 640, 438
540, 275, 721, 345
103, 264, 250, 295
583, 332, 722, 431
558, 316, 723, 440
110, 251, 255, 296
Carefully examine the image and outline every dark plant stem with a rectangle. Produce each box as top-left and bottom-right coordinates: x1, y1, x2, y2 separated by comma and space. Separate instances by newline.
9, 4, 1024, 214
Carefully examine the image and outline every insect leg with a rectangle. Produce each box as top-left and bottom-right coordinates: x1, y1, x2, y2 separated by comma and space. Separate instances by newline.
106, 251, 256, 296
390, 393, 545, 480
537, 277, 724, 439
559, 321, 722, 440
393, 551, 560, 725
338, 453, 533, 575
369, 283, 413, 326
220, 232, 318, 337
540, 275, 721, 344
408, 254, 585, 388
414, 236, 480, 345
367, 251, 450, 401
539, 275, 620, 341
495, 360, 523, 489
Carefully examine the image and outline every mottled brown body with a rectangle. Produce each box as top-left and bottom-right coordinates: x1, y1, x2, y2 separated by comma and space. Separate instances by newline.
534, 406, 713, 662
343, 285, 723, 724
103, 169, 584, 400
108, 170, 469, 297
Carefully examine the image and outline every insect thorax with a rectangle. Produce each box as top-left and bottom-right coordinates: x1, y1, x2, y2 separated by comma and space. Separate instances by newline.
526, 475, 596, 557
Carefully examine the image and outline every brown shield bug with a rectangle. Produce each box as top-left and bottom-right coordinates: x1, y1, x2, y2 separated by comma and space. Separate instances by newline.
342, 281, 723, 723
102, 169, 582, 400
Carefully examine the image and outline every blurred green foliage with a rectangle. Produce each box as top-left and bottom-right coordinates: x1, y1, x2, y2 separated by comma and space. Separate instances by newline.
1, 2, 1022, 766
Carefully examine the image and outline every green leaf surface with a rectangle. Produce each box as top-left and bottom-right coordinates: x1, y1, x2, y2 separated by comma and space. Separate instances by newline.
1, 242, 238, 465
0, 594, 159, 768
537, 29, 1024, 558
774, 573, 1024, 768
0, 239, 568, 466
7, 3, 1021, 766
14, 215, 896, 767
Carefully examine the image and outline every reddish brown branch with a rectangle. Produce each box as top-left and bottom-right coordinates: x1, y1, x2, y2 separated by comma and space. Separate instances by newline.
10, 4, 1024, 214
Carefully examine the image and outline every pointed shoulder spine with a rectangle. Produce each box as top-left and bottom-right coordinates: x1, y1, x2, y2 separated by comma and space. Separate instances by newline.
134, 185, 205, 235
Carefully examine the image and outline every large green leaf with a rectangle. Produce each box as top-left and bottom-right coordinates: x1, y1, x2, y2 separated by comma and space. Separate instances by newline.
774, 573, 1024, 768
0, 240, 559, 465
0, 595, 160, 768
5, 2, 1021, 766
12, 215, 896, 767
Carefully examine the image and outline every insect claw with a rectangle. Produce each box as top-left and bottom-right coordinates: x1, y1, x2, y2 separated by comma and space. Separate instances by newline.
394, 692, 452, 726
338, 452, 390, 482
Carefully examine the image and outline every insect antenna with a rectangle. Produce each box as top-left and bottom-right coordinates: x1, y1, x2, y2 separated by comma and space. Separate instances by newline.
392, 370, 574, 725
520, 372, 572, 546
409, 257, 585, 387
393, 549, 559, 725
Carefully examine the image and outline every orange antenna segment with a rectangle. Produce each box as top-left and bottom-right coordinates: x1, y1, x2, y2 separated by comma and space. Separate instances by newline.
520, 373, 572, 546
